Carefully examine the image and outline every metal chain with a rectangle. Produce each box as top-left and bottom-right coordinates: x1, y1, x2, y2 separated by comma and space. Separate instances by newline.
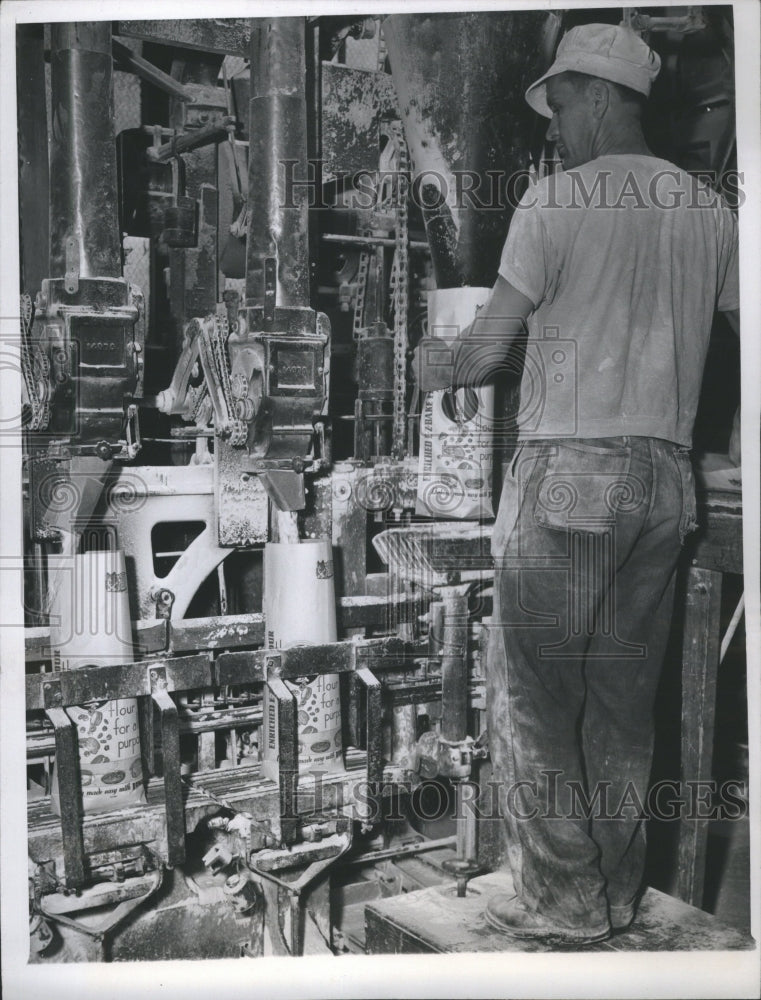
352, 243, 371, 341
384, 121, 410, 459
190, 382, 211, 426
20, 294, 36, 420
211, 314, 234, 418
197, 313, 247, 446
352, 24, 391, 343
215, 312, 248, 447
20, 293, 50, 431
376, 17, 388, 73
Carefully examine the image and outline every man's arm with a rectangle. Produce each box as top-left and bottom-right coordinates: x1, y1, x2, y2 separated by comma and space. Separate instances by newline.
720, 307, 741, 465
412, 276, 534, 391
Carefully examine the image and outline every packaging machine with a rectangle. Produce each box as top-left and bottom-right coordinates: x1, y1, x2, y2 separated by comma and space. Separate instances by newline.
15, 10, 746, 963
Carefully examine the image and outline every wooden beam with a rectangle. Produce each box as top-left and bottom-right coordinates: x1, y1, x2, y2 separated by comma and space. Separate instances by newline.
677, 565, 723, 907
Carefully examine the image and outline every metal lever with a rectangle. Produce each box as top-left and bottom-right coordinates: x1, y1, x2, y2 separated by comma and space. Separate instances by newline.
266, 670, 299, 846
251, 831, 351, 956
353, 665, 383, 833
147, 117, 236, 163
45, 705, 86, 889
148, 666, 185, 867
442, 779, 482, 897
40, 866, 163, 962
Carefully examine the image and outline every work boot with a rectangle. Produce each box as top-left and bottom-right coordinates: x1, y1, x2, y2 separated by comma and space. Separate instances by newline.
484, 893, 611, 945
609, 899, 639, 932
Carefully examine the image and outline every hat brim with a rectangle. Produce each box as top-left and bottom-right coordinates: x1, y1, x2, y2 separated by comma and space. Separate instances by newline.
525, 48, 658, 119
525, 68, 563, 118
524, 63, 566, 118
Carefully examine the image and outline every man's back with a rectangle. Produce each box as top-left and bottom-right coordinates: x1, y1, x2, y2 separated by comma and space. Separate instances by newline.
499, 155, 739, 445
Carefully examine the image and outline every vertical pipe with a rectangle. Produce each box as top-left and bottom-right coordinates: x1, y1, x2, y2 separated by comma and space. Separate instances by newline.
246, 17, 310, 310
306, 19, 322, 305
16, 25, 50, 297
49, 22, 122, 280
440, 591, 469, 742
383, 12, 551, 287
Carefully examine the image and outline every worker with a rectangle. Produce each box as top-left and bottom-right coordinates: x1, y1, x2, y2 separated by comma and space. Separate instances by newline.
413, 23, 739, 944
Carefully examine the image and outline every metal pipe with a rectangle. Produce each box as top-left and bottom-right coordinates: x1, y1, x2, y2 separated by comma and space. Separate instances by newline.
440, 591, 469, 742
344, 834, 457, 865
322, 233, 429, 251
111, 37, 192, 102
147, 117, 235, 162
49, 23, 122, 280
245, 17, 310, 310
17, 25, 49, 297
461, 784, 477, 862
383, 12, 551, 287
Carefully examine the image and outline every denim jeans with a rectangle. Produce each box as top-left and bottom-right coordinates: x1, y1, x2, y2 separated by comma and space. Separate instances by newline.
487, 436, 697, 932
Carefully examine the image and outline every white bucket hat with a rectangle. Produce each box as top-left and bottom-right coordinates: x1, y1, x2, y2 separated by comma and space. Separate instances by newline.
525, 23, 661, 118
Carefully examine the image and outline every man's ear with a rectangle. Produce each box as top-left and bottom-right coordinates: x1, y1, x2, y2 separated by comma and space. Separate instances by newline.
588, 79, 611, 119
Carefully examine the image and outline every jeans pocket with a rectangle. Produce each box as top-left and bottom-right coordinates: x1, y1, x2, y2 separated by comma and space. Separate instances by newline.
672, 446, 699, 544
492, 444, 535, 556
533, 441, 632, 534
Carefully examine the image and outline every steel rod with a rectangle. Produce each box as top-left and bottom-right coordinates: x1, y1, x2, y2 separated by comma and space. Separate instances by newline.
49, 23, 122, 280
246, 17, 311, 309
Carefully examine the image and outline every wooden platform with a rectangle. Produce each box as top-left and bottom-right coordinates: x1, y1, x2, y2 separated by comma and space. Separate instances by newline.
365, 871, 755, 954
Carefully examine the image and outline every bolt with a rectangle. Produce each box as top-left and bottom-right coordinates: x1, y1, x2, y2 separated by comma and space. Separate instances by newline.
240, 473, 251, 483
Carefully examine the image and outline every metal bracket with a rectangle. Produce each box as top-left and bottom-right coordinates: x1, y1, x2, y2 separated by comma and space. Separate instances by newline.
64, 235, 79, 295
118, 403, 141, 461
40, 866, 163, 960
265, 664, 299, 847
264, 256, 277, 328
263, 651, 282, 679
44, 706, 86, 889
251, 831, 351, 956
128, 283, 146, 399
42, 675, 63, 709
154, 588, 175, 621
353, 666, 383, 833
148, 665, 185, 867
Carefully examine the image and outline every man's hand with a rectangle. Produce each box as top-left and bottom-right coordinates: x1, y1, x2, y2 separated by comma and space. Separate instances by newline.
411, 276, 534, 391
411, 336, 458, 392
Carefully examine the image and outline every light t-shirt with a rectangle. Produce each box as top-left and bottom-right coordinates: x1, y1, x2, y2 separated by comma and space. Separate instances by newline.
498, 155, 739, 447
